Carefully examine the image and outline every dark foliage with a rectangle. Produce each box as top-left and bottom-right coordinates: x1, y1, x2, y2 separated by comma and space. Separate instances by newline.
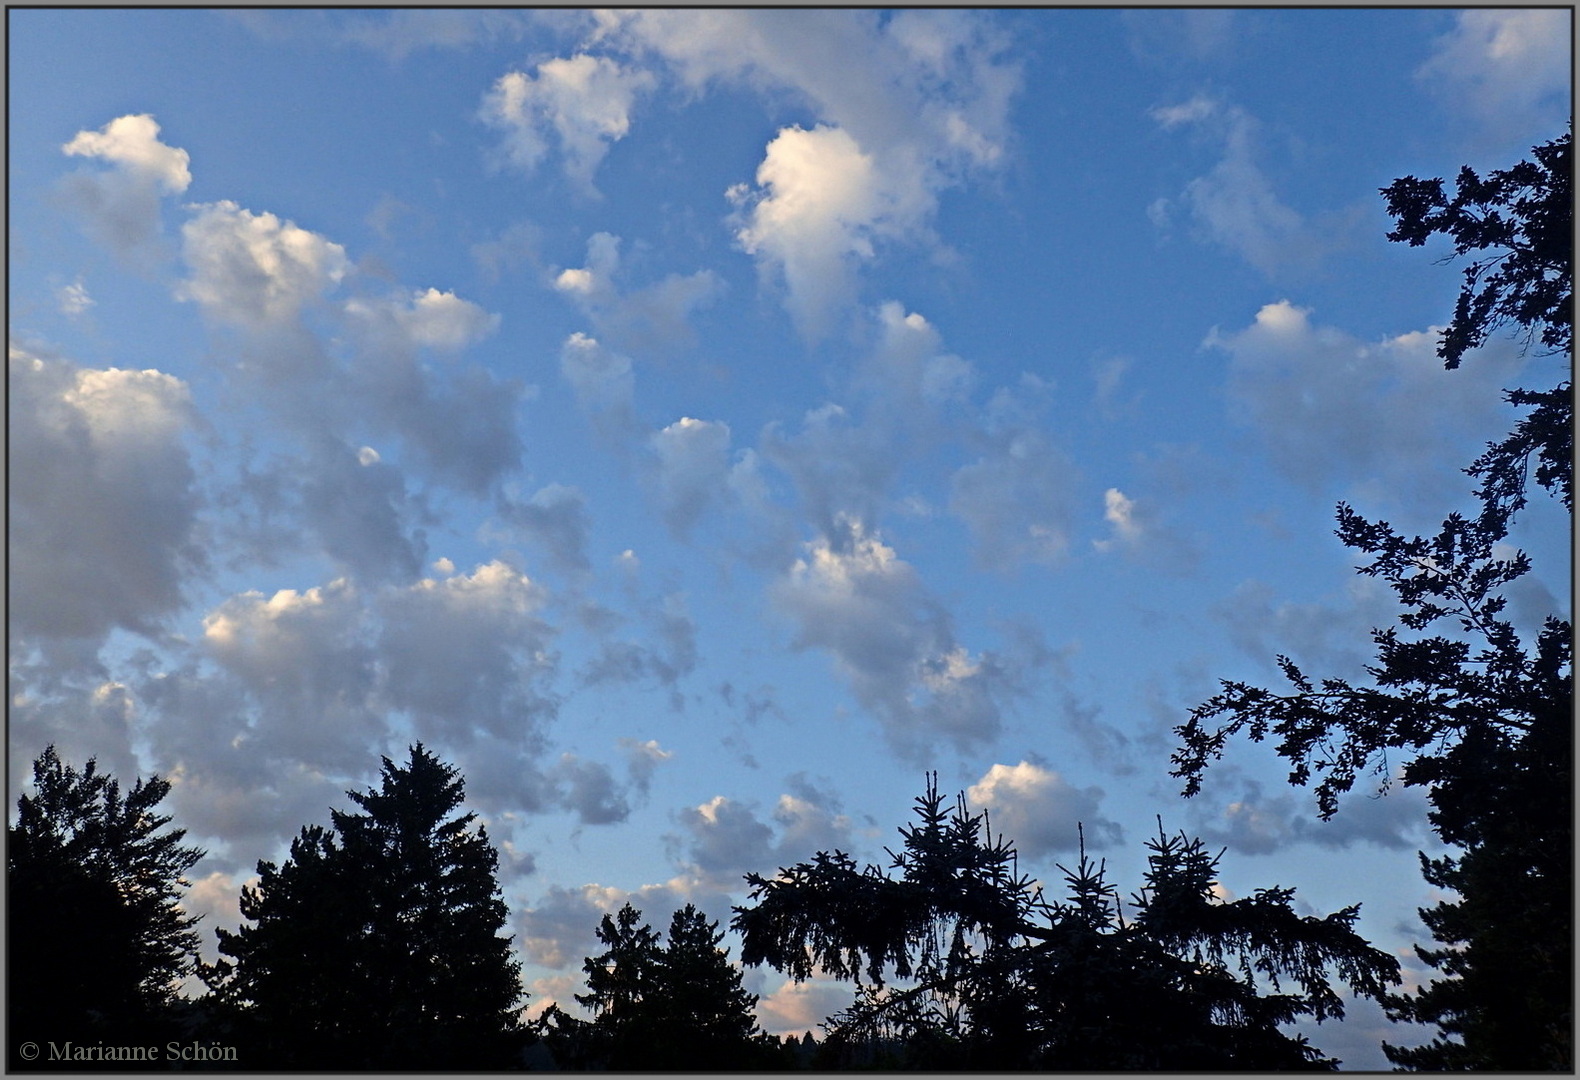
204, 744, 527, 1069
1176, 131, 1573, 1070
1381, 129, 1572, 527
541, 902, 785, 1070
733, 779, 1398, 1069
8, 746, 205, 1068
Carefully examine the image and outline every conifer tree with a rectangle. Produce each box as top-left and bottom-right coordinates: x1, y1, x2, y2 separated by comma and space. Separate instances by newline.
734, 778, 1398, 1069
542, 902, 779, 1069
205, 745, 526, 1069
1175, 129, 1572, 1070
8, 746, 204, 1065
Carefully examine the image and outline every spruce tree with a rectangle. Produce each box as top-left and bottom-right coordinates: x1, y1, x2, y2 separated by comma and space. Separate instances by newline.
206, 745, 526, 1068
543, 902, 778, 1069
734, 778, 1398, 1069
8, 746, 204, 1065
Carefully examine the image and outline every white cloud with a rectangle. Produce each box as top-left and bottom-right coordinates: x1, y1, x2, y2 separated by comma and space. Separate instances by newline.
56, 277, 95, 316
756, 978, 856, 1038
1150, 101, 1360, 278
967, 760, 1124, 857
1416, 10, 1572, 142
732, 123, 929, 336
772, 517, 1021, 757
8, 345, 200, 642
179, 200, 349, 328
553, 232, 722, 353
59, 114, 190, 259
592, 10, 1019, 333
345, 287, 500, 352
1213, 301, 1523, 505
481, 53, 655, 189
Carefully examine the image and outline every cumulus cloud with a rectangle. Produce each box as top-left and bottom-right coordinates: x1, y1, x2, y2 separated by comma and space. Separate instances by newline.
482, 53, 655, 190
590, 9, 1019, 332
772, 518, 1026, 757
1188, 770, 1433, 856
345, 287, 500, 353
59, 113, 190, 260
178, 200, 348, 329
553, 232, 722, 353
560, 332, 637, 437
651, 417, 733, 538
377, 560, 558, 753
731, 123, 932, 337
619, 738, 674, 793
1212, 301, 1522, 506
551, 754, 630, 825
8, 345, 200, 643
673, 779, 853, 881
756, 977, 857, 1038
967, 761, 1123, 857
1416, 10, 1572, 143
201, 577, 383, 770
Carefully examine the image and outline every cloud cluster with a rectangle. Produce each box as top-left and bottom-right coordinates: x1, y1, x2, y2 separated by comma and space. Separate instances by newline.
59, 113, 191, 260
8, 344, 201, 644
1213, 301, 1522, 506
486, 10, 1020, 333
966, 760, 1123, 856
1416, 10, 1572, 145
482, 53, 655, 191
1149, 98, 1358, 278
553, 232, 722, 354
772, 518, 1030, 758
1187, 769, 1433, 856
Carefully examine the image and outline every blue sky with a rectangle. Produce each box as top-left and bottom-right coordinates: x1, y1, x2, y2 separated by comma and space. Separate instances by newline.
8, 8, 1572, 1067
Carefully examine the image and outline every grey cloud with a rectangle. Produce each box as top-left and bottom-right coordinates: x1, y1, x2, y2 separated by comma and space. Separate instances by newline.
8, 346, 202, 643
967, 760, 1124, 858
650, 417, 733, 538
949, 429, 1077, 570
1214, 576, 1395, 684
552, 755, 631, 825
377, 560, 560, 748
58, 114, 190, 263
1214, 302, 1523, 506
298, 440, 426, 584
495, 483, 592, 575
1188, 770, 1434, 857
553, 232, 723, 355
673, 781, 854, 880
771, 520, 1029, 758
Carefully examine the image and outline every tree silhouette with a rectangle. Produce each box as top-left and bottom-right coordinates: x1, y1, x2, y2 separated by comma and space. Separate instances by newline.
1176, 130, 1573, 1070
542, 902, 782, 1069
8, 746, 204, 1067
733, 779, 1398, 1069
204, 744, 527, 1069
1381, 128, 1571, 529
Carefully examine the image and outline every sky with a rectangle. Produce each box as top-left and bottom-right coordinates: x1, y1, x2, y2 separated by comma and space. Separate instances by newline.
7, 7, 1573, 1069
